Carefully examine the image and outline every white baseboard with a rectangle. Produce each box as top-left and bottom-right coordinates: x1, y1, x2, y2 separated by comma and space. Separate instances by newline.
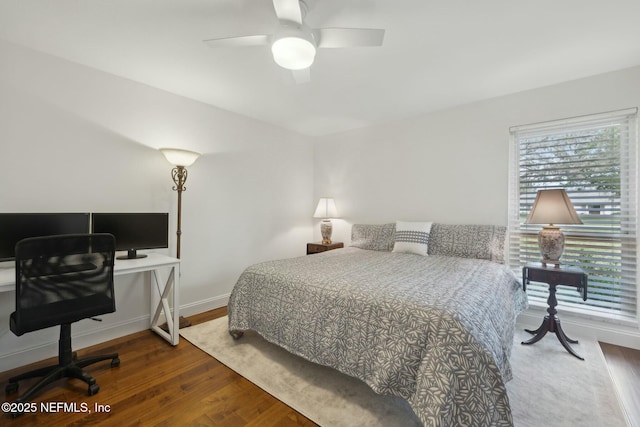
4, 294, 637, 373
0, 315, 150, 373
0, 294, 231, 373
178, 293, 229, 318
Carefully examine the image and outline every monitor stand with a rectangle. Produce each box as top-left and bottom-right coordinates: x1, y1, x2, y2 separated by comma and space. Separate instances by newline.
117, 249, 148, 260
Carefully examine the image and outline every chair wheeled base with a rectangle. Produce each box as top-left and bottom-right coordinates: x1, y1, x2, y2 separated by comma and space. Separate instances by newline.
5, 324, 120, 417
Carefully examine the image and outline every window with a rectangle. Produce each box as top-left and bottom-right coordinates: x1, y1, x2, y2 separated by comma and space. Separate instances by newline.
508, 108, 638, 322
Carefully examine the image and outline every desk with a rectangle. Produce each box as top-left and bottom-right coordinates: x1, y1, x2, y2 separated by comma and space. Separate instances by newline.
521, 262, 587, 360
0, 253, 180, 346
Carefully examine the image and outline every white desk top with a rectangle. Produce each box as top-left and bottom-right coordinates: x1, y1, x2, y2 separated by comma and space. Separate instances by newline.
0, 252, 180, 292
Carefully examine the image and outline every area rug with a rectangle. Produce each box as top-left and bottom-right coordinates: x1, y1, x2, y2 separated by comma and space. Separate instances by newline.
180, 317, 628, 427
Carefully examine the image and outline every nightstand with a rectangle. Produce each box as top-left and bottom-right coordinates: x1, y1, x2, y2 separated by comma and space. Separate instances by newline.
306, 242, 344, 255
521, 262, 588, 360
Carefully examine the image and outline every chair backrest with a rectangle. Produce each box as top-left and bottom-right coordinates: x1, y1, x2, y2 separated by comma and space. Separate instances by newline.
12, 233, 116, 336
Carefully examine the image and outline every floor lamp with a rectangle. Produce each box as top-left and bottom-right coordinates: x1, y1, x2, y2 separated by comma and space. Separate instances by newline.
160, 148, 201, 328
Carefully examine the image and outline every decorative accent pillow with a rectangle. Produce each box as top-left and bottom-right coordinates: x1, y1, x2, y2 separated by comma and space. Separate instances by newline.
392, 221, 433, 256
350, 223, 396, 251
428, 224, 507, 263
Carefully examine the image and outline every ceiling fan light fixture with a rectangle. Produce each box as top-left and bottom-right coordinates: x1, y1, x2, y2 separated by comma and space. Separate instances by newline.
272, 36, 316, 70
203, 3, 385, 82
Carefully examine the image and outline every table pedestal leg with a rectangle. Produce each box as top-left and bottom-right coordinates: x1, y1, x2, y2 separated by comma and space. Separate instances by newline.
521, 283, 584, 360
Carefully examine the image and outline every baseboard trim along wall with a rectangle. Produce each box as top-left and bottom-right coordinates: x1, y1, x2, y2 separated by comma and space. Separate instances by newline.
0, 294, 231, 373
0, 315, 150, 373
179, 294, 230, 318
3, 294, 637, 372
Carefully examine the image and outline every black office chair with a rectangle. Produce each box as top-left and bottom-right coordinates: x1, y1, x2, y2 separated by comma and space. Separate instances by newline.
5, 234, 120, 411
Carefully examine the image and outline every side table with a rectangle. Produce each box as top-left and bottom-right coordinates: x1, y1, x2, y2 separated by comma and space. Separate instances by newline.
306, 242, 344, 255
521, 262, 588, 360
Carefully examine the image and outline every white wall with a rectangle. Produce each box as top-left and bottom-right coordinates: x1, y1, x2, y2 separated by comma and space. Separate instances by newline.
314, 66, 640, 349
2, 36, 639, 371
0, 39, 314, 371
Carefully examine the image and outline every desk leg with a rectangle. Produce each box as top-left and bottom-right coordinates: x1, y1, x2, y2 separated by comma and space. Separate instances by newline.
149, 266, 180, 345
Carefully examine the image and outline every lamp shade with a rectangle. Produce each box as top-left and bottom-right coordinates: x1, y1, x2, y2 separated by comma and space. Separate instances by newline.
313, 198, 338, 218
525, 189, 583, 225
160, 148, 201, 167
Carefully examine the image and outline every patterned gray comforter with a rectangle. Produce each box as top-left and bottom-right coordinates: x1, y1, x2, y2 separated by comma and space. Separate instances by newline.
228, 247, 528, 426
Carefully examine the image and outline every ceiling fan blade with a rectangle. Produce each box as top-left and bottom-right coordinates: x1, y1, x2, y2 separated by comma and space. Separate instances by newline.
314, 28, 385, 48
291, 68, 311, 84
272, 0, 303, 24
203, 35, 270, 47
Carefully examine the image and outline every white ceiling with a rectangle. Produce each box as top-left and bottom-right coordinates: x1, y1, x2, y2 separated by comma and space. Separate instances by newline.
1, 0, 640, 137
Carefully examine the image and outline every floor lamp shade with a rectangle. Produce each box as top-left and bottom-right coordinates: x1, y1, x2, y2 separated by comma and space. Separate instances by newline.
313, 198, 338, 245
525, 189, 582, 266
160, 148, 201, 167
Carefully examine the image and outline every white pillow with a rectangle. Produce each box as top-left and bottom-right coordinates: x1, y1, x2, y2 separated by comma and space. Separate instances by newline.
392, 221, 433, 256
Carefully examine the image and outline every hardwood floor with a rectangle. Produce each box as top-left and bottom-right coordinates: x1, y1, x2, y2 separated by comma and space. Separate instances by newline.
0, 307, 317, 426
1, 308, 638, 426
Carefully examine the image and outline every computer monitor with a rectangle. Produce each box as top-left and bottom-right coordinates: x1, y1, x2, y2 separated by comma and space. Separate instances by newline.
91, 213, 169, 260
0, 213, 91, 261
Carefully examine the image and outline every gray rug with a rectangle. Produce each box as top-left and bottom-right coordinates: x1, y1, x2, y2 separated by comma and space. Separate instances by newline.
180, 317, 628, 427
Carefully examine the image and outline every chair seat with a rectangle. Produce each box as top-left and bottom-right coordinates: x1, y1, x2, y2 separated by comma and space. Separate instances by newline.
10, 293, 114, 336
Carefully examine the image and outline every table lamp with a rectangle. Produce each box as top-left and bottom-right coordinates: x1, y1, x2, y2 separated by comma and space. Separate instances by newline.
525, 188, 582, 266
313, 198, 338, 244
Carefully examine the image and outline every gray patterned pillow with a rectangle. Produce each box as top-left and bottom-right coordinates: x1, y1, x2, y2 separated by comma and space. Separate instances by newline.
428, 224, 507, 263
350, 223, 396, 251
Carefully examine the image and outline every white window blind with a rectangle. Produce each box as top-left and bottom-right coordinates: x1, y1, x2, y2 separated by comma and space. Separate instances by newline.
508, 108, 638, 321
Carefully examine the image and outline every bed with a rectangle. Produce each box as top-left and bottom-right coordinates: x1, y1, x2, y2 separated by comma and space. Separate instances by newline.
228, 223, 528, 426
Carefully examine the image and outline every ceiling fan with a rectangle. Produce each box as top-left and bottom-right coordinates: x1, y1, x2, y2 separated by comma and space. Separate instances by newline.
203, 0, 385, 83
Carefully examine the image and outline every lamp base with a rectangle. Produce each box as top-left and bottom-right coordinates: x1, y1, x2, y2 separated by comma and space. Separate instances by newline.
538, 225, 565, 267
320, 219, 333, 245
